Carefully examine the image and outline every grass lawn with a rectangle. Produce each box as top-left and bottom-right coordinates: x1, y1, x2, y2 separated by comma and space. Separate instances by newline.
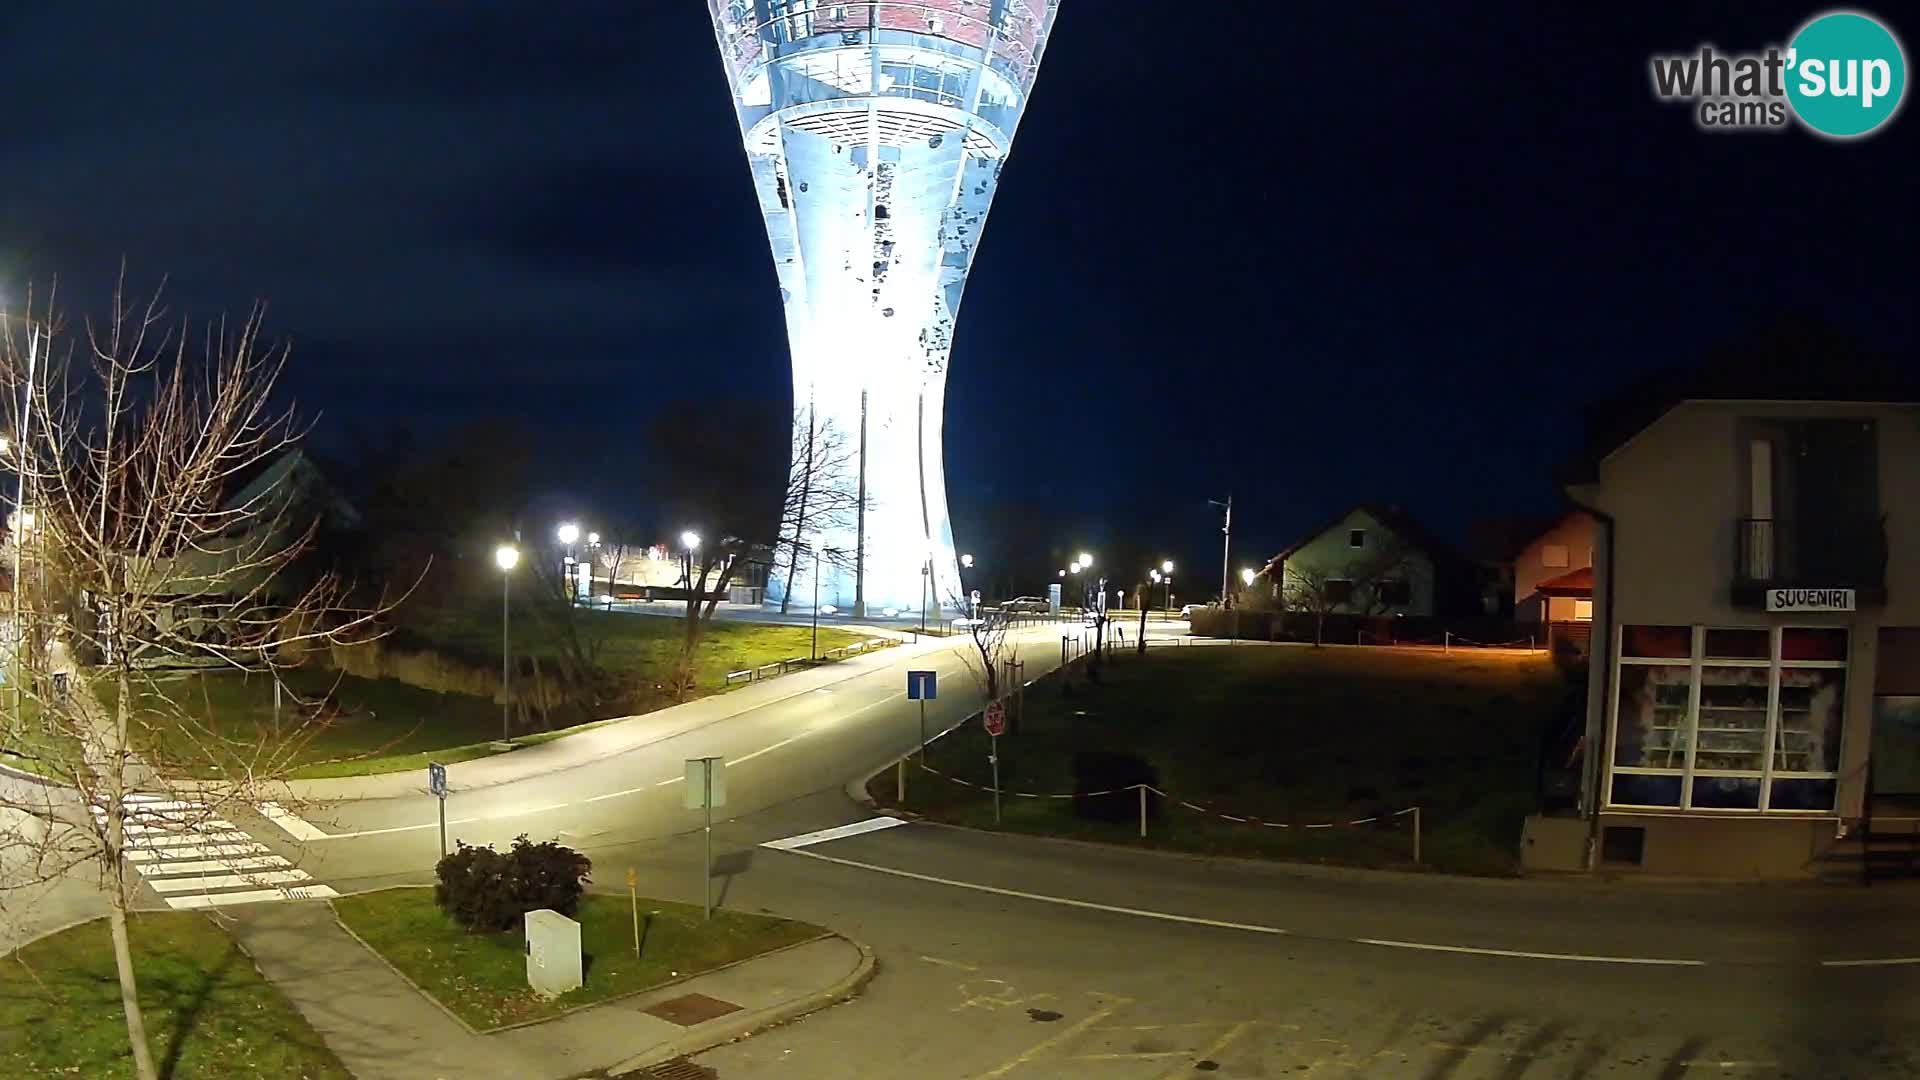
92, 613, 878, 778
333, 888, 826, 1031
873, 644, 1569, 875
0, 912, 350, 1080
402, 606, 871, 691
102, 668, 505, 780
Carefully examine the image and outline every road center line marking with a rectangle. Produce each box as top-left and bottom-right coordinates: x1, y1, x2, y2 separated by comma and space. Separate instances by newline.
1355, 937, 1705, 967
731, 730, 810, 766
763, 817, 908, 850
918, 955, 979, 972
1821, 956, 1920, 967
766, 845, 1289, 935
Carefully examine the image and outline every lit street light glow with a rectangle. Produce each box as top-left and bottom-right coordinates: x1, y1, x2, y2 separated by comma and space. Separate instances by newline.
1078, 552, 1094, 568
557, 522, 580, 546
681, 530, 702, 552
494, 544, 519, 571
1162, 560, 1174, 574
960, 553, 974, 569
1241, 567, 1257, 586
587, 531, 600, 546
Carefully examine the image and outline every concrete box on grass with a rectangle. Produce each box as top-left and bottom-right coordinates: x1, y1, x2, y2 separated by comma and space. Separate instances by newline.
524, 908, 583, 998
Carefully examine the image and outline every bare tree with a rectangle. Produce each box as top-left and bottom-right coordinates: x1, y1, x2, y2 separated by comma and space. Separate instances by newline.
595, 536, 629, 610
950, 590, 1014, 731
1278, 538, 1422, 646
772, 404, 860, 614
1280, 563, 1342, 647
0, 277, 397, 1080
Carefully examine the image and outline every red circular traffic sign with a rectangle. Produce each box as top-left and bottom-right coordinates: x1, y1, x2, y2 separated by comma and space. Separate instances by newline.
983, 701, 1007, 736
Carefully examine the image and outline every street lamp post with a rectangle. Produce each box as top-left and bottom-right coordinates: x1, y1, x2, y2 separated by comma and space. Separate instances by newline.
811, 544, 821, 660
1160, 560, 1174, 613
681, 530, 702, 596
557, 523, 580, 602
494, 544, 520, 742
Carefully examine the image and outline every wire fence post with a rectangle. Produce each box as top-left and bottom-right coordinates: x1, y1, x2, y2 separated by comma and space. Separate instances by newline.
1412, 806, 1422, 867
897, 758, 906, 803
1443, 631, 1450, 654
1137, 784, 1148, 839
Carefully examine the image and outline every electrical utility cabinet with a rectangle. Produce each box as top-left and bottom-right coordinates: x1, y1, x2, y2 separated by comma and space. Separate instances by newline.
524, 908, 583, 998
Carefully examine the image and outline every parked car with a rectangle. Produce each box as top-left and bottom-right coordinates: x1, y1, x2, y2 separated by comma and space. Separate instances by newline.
1180, 603, 1203, 619
1001, 596, 1049, 613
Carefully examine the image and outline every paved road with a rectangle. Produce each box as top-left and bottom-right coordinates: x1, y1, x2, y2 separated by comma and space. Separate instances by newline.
21, 605, 1920, 1077
467, 796, 1920, 1080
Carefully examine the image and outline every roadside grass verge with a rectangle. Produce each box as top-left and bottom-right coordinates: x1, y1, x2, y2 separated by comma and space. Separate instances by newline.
92, 615, 875, 778
332, 888, 826, 1031
873, 644, 1567, 875
0, 912, 351, 1079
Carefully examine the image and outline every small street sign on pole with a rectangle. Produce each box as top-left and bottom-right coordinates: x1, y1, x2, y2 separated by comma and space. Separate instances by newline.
627, 867, 640, 957
685, 757, 727, 920
908, 670, 937, 755
427, 762, 448, 857
989, 734, 1002, 824
983, 700, 1007, 737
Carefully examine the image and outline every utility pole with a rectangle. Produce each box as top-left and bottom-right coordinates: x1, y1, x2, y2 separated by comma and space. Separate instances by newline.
1211, 494, 1233, 605
854, 389, 868, 618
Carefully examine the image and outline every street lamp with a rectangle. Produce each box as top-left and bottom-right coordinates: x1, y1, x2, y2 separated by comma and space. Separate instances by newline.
1161, 560, 1174, 574
1241, 567, 1257, 587
1078, 552, 1093, 569
680, 530, 701, 595
557, 522, 580, 546
960, 553, 973, 569
494, 543, 520, 742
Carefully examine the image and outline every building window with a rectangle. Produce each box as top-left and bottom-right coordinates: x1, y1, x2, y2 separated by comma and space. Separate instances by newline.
1326, 578, 1354, 605
1348, 529, 1366, 549
1608, 625, 1846, 813
1377, 579, 1412, 607
1542, 544, 1570, 568
1573, 599, 1593, 622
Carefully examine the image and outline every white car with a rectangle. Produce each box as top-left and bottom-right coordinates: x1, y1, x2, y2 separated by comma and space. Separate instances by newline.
1180, 604, 1203, 619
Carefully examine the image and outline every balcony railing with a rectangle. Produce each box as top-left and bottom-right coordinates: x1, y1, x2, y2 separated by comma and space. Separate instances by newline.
1734, 516, 1888, 602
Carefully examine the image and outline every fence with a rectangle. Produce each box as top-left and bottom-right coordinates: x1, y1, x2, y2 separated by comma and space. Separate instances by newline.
1189, 608, 1548, 651
721, 636, 898, 687
899, 758, 1423, 865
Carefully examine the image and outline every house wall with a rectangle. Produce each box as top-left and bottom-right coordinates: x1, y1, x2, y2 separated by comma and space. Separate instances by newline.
1514, 512, 1595, 622
1282, 508, 1437, 616
1576, 399, 1920, 876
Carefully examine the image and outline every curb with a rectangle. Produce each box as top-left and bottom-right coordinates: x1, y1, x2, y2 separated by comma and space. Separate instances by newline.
603, 938, 877, 1077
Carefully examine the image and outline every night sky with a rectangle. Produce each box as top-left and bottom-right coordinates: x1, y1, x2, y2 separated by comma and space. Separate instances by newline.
0, 3, 1912, 589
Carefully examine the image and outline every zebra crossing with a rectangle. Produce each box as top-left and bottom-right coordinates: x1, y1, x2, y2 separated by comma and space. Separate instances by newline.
93, 794, 339, 910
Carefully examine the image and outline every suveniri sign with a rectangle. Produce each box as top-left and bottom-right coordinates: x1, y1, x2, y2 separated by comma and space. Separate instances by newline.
1767, 588, 1856, 612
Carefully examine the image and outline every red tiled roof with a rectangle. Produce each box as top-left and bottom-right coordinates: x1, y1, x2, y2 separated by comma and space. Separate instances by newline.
1533, 567, 1593, 597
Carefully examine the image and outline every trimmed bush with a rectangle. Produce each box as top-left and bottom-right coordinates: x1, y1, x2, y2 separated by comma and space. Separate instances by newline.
433, 834, 593, 933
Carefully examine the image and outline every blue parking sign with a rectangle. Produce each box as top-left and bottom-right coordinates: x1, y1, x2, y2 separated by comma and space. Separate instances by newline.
907, 670, 937, 701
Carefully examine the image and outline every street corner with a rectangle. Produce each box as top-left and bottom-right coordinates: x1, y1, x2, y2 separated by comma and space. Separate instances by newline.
603, 933, 877, 1078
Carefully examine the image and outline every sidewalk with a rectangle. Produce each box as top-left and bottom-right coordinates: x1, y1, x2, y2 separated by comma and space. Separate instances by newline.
224, 899, 873, 1080
275, 632, 962, 803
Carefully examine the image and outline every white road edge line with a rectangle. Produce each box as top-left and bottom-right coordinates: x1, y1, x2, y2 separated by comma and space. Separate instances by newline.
257, 801, 331, 841
770, 841, 1715, 967
1355, 938, 1706, 966
1822, 956, 1920, 967
762, 817, 908, 850
765, 844, 1288, 936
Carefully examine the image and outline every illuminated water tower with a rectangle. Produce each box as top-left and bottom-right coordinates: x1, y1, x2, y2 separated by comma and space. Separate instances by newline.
706, 1, 1063, 616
